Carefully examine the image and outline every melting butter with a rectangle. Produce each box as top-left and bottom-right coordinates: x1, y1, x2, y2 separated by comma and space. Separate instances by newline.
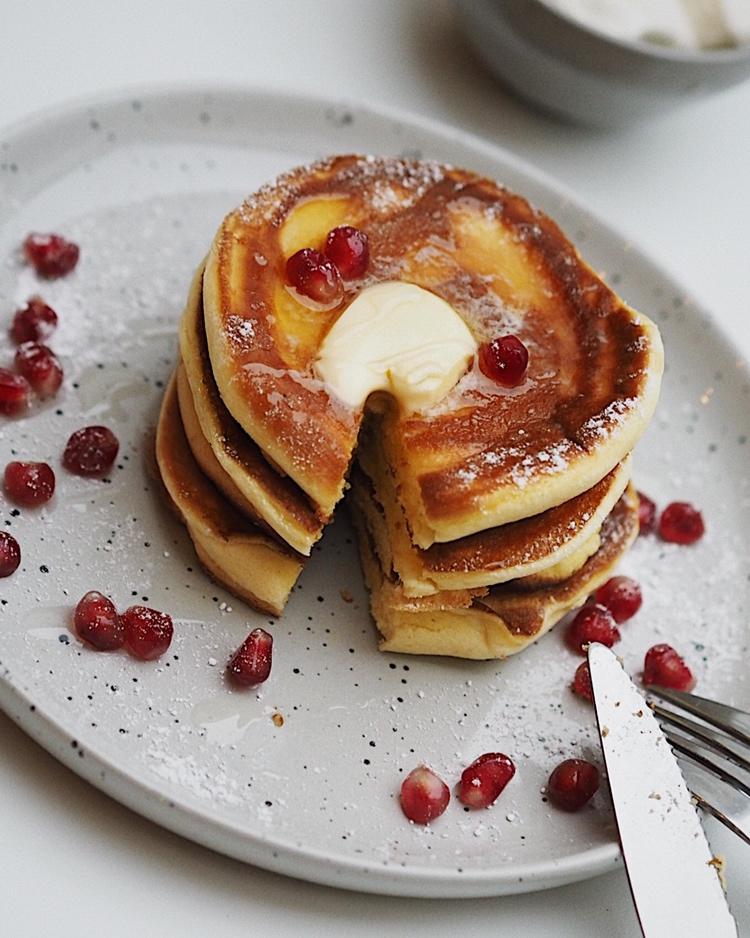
314, 282, 477, 413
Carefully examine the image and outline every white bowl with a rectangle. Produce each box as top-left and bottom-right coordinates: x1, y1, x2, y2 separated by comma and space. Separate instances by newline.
457, 0, 750, 124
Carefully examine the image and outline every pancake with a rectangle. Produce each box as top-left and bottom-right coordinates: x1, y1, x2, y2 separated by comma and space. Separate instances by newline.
352, 486, 640, 659
350, 463, 604, 596
354, 409, 631, 596
203, 154, 663, 546
176, 360, 261, 524
179, 263, 325, 556
155, 373, 303, 616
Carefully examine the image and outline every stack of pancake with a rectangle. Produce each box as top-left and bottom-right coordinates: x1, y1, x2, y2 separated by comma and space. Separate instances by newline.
155, 264, 322, 616
155, 155, 663, 657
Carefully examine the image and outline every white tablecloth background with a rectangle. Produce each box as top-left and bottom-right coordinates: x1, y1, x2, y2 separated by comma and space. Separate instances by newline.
1, 2, 748, 935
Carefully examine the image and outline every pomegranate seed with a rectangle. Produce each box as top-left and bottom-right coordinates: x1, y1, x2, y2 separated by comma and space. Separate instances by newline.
227, 628, 273, 686
0, 368, 30, 416
23, 232, 79, 278
478, 335, 529, 387
457, 752, 516, 809
73, 591, 123, 651
565, 603, 620, 655
121, 605, 174, 660
286, 248, 343, 305
62, 426, 119, 476
643, 643, 695, 691
15, 342, 63, 398
3, 461, 55, 507
0, 531, 21, 577
594, 575, 642, 623
10, 297, 58, 344
637, 491, 657, 535
324, 226, 369, 279
659, 501, 705, 545
571, 661, 594, 702
547, 758, 600, 811
400, 765, 450, 824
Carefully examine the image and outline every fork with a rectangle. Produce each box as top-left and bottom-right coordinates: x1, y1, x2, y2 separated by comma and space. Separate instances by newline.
648, 686, 750, 846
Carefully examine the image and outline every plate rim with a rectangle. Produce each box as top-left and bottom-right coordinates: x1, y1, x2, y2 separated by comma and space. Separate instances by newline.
0, 81, 745, 898
0, 676, 620, 897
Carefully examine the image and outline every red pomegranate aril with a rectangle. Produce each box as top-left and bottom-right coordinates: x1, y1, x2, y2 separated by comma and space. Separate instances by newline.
0, 531, 21, 577
547, 758, 600, 811
10, 297, 58, 344
227, 628, 273, 686
121, 605, 174, 660
62, 426, 119, 476
565, 603, 620, 655
643, 643, 696, 692
14, 342, 63, 398
400, 765, 450, 824
659, 501, 705, 545
286, 247, 318, 284
0, 369, 30, 416
571, 661, 594, 702
3, 461, 55, 507
286, 248, 343, 305
23, 232, 79, 278
478, 335, 529, 387
637, 491, 657, 535
458, 752, 516, 809
324, 225, 370, 280
594, 575, 642, 624
73, 591, 123, 651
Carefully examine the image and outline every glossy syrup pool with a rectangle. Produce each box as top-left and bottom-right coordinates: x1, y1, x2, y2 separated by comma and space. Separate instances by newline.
0, 90, 748, 897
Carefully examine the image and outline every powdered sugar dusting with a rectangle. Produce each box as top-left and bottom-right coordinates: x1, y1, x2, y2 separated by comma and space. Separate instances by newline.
227, 314, 255, 342
511, 440, 573, 489
580, 397, 636, 442
447, 439, 574, 493
237, 155, 448, 227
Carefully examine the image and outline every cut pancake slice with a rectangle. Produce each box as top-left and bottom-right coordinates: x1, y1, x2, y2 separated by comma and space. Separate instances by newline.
352, 487, 639, 660
179, 264, 325, 556
353, 412, 631, 596
155, 372, 303, 616
203, 155, 663, 545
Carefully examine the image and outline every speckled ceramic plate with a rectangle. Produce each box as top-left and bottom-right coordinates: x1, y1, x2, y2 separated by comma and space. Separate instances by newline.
0, 87, 748, 899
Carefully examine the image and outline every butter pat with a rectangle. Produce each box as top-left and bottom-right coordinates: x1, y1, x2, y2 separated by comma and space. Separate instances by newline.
314, 282, 477, 413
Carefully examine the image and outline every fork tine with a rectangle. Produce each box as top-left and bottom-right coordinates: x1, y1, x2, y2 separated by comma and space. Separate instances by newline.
648, 686, 750, 748
652, 703, 750, 775
643, 686, 750, 847
691, 792, 750, 847
664, 729, 750, 799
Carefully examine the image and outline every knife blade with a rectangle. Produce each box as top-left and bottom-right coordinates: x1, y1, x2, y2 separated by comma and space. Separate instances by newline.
587, 643, 737, 938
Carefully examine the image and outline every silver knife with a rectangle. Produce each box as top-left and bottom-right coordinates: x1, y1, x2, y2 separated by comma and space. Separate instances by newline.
587, 643, 737, 938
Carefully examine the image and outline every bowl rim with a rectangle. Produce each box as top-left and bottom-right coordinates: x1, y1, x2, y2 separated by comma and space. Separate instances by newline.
528, 0, 750, 64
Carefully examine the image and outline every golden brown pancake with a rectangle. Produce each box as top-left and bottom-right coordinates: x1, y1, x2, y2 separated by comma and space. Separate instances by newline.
354, 409, 631, 595
203, 155, 663, 544
352, 487, 639, 659
179, 263, 325, 556
155, 373, 303, 616
350, 462, 603, 595
176, 361, 261, 524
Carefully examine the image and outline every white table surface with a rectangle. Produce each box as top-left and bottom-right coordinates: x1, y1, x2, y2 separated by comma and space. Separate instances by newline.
0, 2, 748, 935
